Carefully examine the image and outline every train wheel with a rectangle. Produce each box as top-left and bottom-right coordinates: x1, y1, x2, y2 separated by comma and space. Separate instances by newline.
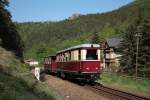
57, 72, 61, 77
88, 79, 95, 85
60, 72, 66, 79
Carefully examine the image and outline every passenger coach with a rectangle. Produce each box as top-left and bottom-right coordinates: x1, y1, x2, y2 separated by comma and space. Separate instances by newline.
56, 44, 102, 82
44, 53, 57, 73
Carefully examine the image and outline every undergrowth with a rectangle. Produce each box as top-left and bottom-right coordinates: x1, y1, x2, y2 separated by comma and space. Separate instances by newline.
0, 47, 60, 100
98, 72, 150, 95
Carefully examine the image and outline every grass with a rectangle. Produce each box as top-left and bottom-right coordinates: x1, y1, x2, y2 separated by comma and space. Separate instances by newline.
0, 66, 60, 100
98, 72, 150, 95
0, 73, 39, 100
0, 47, 61, 100
21, 74, 61, 100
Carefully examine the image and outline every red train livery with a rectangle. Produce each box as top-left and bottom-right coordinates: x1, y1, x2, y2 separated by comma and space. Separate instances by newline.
44, 44, 102, 82
44, 53, 56, 73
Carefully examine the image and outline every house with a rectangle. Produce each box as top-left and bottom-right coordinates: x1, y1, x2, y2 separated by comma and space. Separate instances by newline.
24, 59, 39, 66
103, 38, 122, 72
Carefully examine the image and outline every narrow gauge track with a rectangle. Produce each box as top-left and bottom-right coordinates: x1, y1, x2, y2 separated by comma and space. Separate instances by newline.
84, 83, 150, 100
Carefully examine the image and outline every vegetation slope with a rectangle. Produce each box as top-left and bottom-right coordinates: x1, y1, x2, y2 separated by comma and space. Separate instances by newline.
0, 1, 59, 99
0, 0, 23, 58
0, 47, 59, 100
17, 0, 150, 59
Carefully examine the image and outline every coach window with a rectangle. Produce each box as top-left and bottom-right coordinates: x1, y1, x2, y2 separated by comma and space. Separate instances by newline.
63, 54, 65, 61
81, 49, 86, 60
97, 49, 100, 60
62, 54, 64, 62
71, 50, 79, 61
71, 51, 74, 61
61, 54, 63, 62
66, 52, 70, 61
74, 50, 79, 60
64, 53, 67, 61
62, 54, 65, 62
86, 49, 98, 60
64, 53, 66, 61
60, 54, 63, 62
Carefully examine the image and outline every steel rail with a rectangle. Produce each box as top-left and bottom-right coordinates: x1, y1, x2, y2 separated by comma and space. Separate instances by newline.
85, 83, 150, 100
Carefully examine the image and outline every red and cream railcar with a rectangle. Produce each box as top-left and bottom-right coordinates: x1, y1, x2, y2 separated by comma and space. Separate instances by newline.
44, 53, 57, 73
56, 44, 102, 82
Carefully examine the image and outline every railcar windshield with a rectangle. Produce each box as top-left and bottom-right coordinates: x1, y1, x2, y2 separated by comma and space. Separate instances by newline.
86, 50, 98, 60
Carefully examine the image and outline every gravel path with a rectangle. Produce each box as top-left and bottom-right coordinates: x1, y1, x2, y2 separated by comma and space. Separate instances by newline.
43, 74, 108, 100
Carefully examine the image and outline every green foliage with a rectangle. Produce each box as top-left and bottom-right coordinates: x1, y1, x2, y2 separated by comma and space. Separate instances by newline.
91, 33, 100, 44
0, 48, 59, 100
0, 47, 23, 75
120, 11, 150, 77
36, 43, 47, 63
17, 0, 150, 60
98, 72, 150, 95
0, 0, 24, 58
0, 73, 59, 100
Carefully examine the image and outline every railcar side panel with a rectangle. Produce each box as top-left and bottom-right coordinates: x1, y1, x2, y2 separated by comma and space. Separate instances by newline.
80, 61, 101, 73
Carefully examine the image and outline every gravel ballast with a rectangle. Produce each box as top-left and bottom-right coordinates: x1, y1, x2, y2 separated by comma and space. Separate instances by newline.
43, 74, 108, 100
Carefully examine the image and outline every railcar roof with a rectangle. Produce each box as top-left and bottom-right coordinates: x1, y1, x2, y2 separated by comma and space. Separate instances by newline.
106, 38, 122, 48
47, 53, 56, 57
57, 44, 100, 54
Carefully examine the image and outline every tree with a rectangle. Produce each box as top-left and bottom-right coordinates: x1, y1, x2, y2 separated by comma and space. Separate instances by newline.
0, 0, 24, 59
36, 43, 47, 63
91, 32, 100, 44
120, 11, 150, 77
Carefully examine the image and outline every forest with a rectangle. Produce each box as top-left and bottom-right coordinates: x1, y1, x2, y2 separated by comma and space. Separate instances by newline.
0, 0, 23, 58
0, 0, 149, 76
17, 0, 150, 58
0, 0, 149, 99
15, 0, 150, 77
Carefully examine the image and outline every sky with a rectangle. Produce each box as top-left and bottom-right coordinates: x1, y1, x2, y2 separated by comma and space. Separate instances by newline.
8, 0, 133, 22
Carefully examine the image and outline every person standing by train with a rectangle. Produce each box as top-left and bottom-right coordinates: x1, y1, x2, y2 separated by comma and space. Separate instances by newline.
35, 67, 40, 81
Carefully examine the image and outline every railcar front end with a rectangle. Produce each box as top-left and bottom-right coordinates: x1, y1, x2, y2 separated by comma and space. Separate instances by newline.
44, 54, 57, 73
56, 44, 102, 83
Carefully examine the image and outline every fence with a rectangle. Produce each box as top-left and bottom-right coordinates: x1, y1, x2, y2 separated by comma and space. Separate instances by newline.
102, 71, 150, 80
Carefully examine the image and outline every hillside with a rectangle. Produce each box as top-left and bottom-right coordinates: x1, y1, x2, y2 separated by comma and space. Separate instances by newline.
0, 47, 59, 100
17, 0, 150, 59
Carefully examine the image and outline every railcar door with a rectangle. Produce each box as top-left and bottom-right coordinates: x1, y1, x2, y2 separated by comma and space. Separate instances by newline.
51, 56, 56, 72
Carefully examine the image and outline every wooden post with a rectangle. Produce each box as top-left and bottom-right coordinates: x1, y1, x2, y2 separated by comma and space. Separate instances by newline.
135, 32, 141, 79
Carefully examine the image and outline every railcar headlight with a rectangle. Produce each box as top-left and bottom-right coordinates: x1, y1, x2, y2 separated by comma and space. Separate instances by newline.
86, 67, 89, 70
80, 66, 82, 69
96, 67, 98, 70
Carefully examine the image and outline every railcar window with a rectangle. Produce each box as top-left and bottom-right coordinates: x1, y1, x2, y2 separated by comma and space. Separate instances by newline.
51, 57, 56, 62
86, 50, 98, 60
81, 49, 86, 60
71, 50, 79, 61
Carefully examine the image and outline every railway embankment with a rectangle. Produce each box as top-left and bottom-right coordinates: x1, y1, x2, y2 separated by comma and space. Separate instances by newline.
0, 47, 59, 100
97, 72, 150, 99
40, 74, 107, 100
33, 71, 150, 100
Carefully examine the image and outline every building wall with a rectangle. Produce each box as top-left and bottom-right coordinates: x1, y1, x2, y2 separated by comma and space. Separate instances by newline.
104, 47, 121, 72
